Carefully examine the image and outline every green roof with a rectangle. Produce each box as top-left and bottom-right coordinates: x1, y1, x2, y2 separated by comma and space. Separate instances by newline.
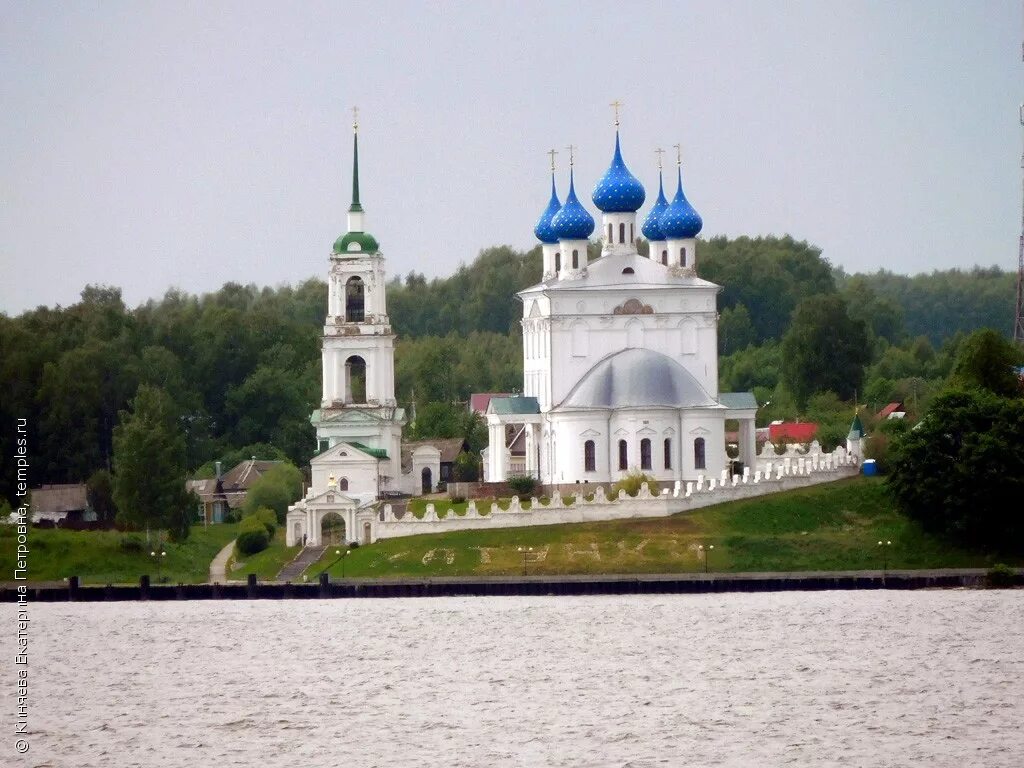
489, 396, 540, 415
333, 231, 379, 255
848, 413, 865, 439
719, 392, 758, 410
350, 441, 389, 459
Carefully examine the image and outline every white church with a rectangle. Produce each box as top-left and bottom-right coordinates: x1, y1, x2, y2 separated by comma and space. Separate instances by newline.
483, 127, 757, 487
288, 113, 758, 547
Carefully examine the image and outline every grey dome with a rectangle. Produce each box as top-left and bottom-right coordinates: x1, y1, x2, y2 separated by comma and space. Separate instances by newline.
560, 348, 716, 409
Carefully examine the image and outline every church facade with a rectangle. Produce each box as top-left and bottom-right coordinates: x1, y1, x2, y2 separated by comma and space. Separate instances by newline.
484, 130, 757, 486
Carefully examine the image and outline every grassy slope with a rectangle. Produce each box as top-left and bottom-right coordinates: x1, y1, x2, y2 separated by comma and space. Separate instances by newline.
310, 477, 1022, 579
227, 528, 300, 581
0, 523, 241, 584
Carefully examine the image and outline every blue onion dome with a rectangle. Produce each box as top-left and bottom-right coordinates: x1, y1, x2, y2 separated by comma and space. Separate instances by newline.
641, 171, 670, 240
659, 167, 703, 238
592, 132, 646, 212
533, 174, 562, 244
551, 170, 595, 240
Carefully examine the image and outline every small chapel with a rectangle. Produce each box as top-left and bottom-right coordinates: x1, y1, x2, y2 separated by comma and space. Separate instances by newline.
483, 114, 757, 487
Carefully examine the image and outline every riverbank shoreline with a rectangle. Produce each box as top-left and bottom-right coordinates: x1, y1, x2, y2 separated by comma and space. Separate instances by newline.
2, 567, 1020, 602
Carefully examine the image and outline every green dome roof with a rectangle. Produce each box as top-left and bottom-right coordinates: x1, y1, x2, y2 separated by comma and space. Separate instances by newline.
333, 231, 379, 255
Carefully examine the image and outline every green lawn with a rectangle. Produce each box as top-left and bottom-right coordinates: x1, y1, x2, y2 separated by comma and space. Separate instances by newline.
311, 477, 1022, 579
0, 522, 242, 584
228, 528, 301, 581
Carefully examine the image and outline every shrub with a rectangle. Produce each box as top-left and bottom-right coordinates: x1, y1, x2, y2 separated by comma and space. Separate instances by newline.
119, 535, 145, 553
449, 495, 466, 504
242, 462, 304, 523
986, 563, 1016, 588
436, 481, 447, 494
236, 518, 269, 556
348, 541, 360, 549
453, 451, 480, 482
245, 507, 277, 538
507, 474, 537, 496
613, 471, 660, 498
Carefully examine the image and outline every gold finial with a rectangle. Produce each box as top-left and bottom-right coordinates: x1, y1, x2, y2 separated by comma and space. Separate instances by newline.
655, 147, 665, 170
674, 143, 682, 166
547, 148, 558, 172
610, 99, 622, 127
352, 106, 359, 133
566, 144, 575, 167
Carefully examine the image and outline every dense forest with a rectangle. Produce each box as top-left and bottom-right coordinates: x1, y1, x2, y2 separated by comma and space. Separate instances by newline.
0, 234, 1017, 505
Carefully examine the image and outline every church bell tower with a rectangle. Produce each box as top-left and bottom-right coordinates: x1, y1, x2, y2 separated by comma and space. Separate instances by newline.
311, 110, 404, 478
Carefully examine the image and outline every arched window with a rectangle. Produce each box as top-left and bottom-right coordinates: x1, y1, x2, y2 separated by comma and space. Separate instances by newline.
618, 439, 628, 470
640, 438, 652, 470
584, 440, 596, 472
664, 438, 672, 469
571, 321, 589, 357
661, 250, 668, 265
694, 437, 706, 470
626, 320, 643, 348
572, 249, 579, 269
345, 355, 367, 404
607, 223, 613, 243
622, 267, 635, 275
619, 222, 626, 243
629, 223, 634, 242
680, 247, 686, 266
345, 277, 365, 322
339, 477, 349, 491
555, 252, 561, 271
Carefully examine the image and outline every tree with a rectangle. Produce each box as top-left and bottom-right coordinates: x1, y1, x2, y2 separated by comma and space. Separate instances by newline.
112, 385, 194, 541
718, 303, 756, 354
887, 389, 1024, 550
950, 329, 1024, 398
781, 294, 871, 407
86, 469, 118, 526
242, 463, 303, 523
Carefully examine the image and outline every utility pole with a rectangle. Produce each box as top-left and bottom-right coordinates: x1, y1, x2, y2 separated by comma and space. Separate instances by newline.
1016, 15, 1024, 345
1016, 101, 1024, 345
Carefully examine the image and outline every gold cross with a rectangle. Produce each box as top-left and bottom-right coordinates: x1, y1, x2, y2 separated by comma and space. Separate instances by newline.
352, 105, 359, 132
566, 144, 575, 167
547, 148, 558, 171
655, 147, 665, 170
610, 99, 622, 126
674, 143, 682, 166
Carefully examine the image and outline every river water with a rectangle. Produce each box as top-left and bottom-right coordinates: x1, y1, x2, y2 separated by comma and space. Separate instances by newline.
2, 590, 1022, 767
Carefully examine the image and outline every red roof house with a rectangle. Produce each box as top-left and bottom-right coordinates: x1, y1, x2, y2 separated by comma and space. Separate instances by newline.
768, 422, 818, 443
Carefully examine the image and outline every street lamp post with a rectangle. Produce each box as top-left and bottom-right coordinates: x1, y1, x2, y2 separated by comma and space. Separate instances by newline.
150, 549, 167, 583
698, 544, 714, 573
878, 540, 892, 576
517, 546, 533, 576
341, 549, 350, 579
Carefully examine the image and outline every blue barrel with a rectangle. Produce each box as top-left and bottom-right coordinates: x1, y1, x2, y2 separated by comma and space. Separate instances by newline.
862, 459, 878, 476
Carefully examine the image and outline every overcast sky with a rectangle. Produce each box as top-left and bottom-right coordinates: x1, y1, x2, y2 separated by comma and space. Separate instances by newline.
1, 1, 1021, 315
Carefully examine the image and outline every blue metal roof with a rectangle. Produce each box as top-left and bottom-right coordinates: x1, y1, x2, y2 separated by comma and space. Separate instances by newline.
641, 170, 670, 241
551, 169, 595, 240
533, 174, 562, 244
659, 167, 703, 239
591, 131, 646, 213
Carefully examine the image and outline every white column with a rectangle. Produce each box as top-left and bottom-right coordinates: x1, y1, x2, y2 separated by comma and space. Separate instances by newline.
525, 422, 538, 478
488, 421, 506, 482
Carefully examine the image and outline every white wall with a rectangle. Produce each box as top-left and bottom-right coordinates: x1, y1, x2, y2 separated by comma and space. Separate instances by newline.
377, 460, 859, 540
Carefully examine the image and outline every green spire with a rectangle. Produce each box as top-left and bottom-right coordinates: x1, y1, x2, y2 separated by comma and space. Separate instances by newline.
349, 129, 363, 213
848, 412, 865, 440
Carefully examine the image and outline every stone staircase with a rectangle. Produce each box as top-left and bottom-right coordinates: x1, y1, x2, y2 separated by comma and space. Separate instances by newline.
277, 545, 327, 582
